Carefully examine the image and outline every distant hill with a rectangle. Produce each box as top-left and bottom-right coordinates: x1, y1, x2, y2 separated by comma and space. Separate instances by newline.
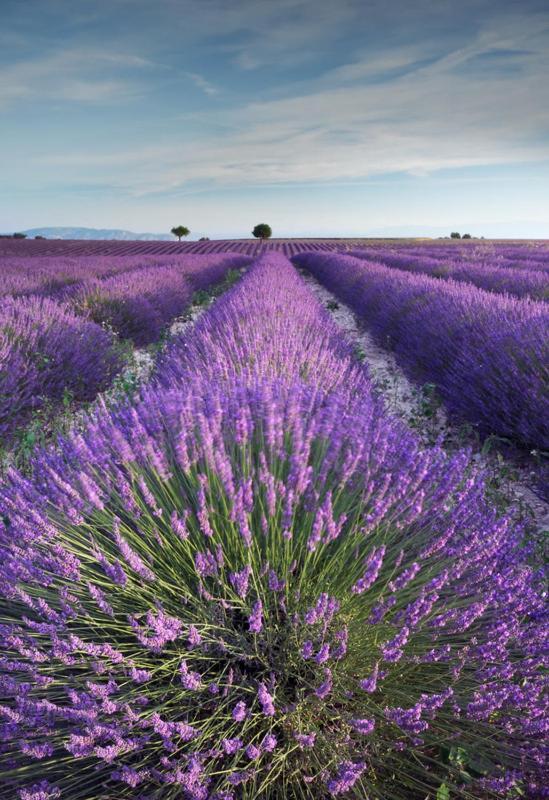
21, 227, 172, 241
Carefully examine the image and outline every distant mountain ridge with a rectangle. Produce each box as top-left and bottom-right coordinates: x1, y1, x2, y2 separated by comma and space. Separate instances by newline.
21, 227, 173, 241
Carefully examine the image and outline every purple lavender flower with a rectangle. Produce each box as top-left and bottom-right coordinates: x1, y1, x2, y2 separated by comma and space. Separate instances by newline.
245, 743, 261, 760
349, 718, 375, 734
257, 682, 275, 716
248, 599, 263, 633
179, 660, 202, 690
232, 701, 248, 723
326, 761, 365, 796
229, 565, 252, 599
301, 640, 314, 659
295, 732, 316, 749
261, 733, 277, 752
187, 625, 202, 649
222, 737, 243, 755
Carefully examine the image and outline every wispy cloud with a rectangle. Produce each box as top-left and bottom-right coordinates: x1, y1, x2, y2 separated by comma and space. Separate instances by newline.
44, 13, 546, 195
184, 72, 219, 96
0, 47, 156, 108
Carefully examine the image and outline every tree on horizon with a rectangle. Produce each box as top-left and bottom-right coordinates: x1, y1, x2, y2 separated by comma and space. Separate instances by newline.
171, 225, 190, 241
252, 223, 272, 240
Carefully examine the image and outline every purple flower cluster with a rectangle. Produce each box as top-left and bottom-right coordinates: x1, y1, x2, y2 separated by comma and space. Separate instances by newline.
295, 250, 549, 449
0, 253, 545, 799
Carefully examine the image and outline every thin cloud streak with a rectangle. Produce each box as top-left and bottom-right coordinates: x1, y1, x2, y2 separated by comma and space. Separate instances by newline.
0, 47, 157, 107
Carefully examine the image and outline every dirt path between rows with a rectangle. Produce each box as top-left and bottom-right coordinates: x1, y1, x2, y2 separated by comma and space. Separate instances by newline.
299, 269, 549, 545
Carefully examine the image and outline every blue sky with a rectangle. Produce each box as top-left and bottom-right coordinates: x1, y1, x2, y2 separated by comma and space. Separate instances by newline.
1, 0, 549, 238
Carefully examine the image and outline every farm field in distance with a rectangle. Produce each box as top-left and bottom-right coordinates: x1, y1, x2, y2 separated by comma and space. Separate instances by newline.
0, 237, 547, 800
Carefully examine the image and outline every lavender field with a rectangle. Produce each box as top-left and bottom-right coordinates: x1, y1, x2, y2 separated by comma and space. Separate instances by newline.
0, 240, 547, 800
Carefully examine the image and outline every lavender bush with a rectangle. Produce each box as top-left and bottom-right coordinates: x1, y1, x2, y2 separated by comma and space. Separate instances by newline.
295, 251, 549, 450
0, 295, 122, 440
0, 255, 545, 799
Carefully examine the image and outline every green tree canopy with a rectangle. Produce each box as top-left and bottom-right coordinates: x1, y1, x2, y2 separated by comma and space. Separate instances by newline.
171, 225, 190, 241
252, 223, 272, 240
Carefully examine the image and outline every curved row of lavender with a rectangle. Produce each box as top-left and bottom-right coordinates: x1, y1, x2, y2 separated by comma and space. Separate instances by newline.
0, 253, 545, 799
295, 251, 549, 450
0, 295, 122, 441
0, 255, 246, 438
351, 248, 549, 300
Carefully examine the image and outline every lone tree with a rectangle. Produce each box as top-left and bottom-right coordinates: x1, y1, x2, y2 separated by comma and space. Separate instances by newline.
252, 223, 272, 240
171, 225, 190, 241
462, 233, 472, 239
450, 231, 461, 239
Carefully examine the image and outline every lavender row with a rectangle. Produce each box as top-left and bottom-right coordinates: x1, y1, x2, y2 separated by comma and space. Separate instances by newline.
63, 255, 248, 345
0, 253, 545, 799
0, 296, 122, 441
0, 253, 247, 301
0, 255, 160, 298
352, 248, 549, 300
294, 251, 549, 450
351, 242, 549, 272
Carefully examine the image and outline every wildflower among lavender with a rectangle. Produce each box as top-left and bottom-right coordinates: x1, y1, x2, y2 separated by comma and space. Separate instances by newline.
0, 254, 545, 799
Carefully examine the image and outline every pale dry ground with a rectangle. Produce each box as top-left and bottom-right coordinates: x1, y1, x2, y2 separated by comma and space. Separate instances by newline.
299, 271, 549, 543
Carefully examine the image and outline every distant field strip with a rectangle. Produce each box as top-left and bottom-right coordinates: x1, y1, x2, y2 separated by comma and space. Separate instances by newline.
0, 238, 358, 257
